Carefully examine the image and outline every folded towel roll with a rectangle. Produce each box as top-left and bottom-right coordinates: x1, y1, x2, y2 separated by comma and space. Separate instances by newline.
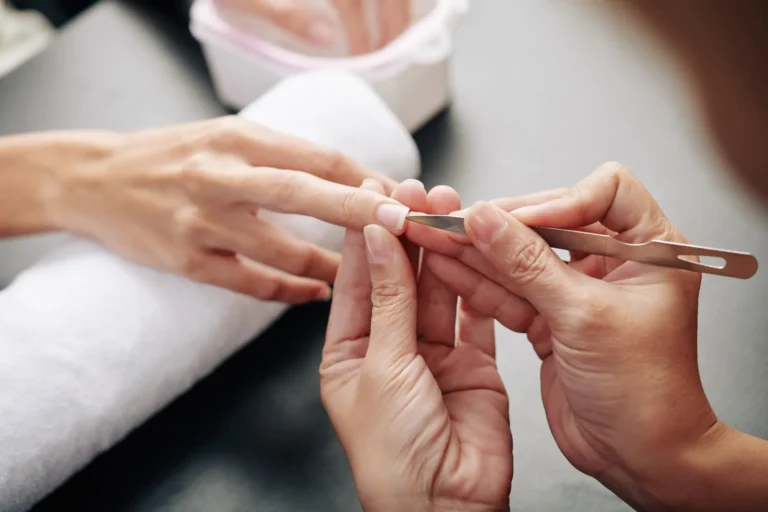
0, 70, 420, 511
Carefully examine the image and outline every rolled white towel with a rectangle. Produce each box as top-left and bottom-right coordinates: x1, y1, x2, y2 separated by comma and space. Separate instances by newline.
0, 69, 419, 512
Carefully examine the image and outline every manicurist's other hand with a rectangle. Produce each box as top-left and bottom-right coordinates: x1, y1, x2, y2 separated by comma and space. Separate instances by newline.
403, 163, 755, 510
50, 117, 408, 302
321, 179, 512, 512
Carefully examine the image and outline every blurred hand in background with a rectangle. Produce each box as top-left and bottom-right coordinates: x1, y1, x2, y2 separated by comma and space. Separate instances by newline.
219, 0, 411, 54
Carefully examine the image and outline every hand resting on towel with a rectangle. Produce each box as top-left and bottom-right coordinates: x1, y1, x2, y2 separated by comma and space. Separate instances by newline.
0, 116, 410, 302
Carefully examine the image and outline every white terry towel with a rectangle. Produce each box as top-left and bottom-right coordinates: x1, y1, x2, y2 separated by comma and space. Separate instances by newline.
0, 70, 420, 512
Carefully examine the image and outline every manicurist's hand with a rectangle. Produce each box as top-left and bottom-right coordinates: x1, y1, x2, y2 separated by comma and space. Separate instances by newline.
218, 0, 411, 54
37, 117, 408, 302
321, 179, 512, 512
403, 163, 768, 511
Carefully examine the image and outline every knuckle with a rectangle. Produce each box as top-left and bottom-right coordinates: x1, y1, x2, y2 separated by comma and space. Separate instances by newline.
180, 153, 219, 198
174, 207, 208, 242
270, 172, 301, 204
322, 148, 353, 180
290, 249, 317, 277
180, 152, 210, 181
175, 249, 205, 277
372, 280, 413, 311
256, 277, 283, 301
504, 238, 550, 285
210, 116, 249, 150
340, 188, 357, 225
596, 161, 632, 181
495, 296, 535, 333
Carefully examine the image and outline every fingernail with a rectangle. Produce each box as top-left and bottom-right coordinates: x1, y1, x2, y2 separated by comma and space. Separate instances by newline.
376, 203, 409, 232
468, 203, 507, 244
307, 19, 335, 45
364, 225, 392, 263
402, 178, 426, 193
361, 178, 384, 193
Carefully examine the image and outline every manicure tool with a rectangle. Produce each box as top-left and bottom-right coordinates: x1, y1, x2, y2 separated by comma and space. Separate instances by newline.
405, 214, 758, 279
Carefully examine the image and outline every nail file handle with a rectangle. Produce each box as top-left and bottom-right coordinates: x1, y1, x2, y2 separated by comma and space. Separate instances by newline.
534, 227, 758, 279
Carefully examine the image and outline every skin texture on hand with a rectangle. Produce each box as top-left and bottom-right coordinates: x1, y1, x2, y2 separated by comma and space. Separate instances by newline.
218, 0, 411, 55
321, 179, 512, 512
400, 163, 754, 510
0, 116, 409, 302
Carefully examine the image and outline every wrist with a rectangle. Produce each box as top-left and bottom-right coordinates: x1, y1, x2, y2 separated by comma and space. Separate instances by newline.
604, 420, 768, 512
360, 494, 507, 512
0, 131, 120, 236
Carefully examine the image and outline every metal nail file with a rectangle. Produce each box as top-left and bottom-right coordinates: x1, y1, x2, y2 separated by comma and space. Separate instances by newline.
405, 214, 758, 279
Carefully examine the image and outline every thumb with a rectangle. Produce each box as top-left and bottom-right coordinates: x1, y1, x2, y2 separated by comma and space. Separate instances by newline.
465, 202, 586, 314
363, 225, 418, 366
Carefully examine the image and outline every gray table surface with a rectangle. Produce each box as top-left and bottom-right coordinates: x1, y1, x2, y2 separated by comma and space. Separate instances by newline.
1, 1, 766, 510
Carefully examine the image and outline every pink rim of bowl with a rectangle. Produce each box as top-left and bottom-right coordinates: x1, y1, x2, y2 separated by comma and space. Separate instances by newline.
193, 0, 459, 74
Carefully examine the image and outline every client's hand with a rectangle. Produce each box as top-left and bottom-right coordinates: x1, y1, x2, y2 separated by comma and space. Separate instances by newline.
321, 179, 512, 512
55, 117, 408, 302
219, 0, 411, 54
404, 163, 722, 510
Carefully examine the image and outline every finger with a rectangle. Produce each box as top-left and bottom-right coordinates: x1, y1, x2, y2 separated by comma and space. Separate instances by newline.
325, 179, 383, 360
457, 299, 496, 359
332, 0, 371, 55
526, 314, 553, 360
416, 185, 462, 347
209, 117, 397, 192
378, 0, 410, 47
426, 185, 462, 214
465, 202, 588, 314
488, 188, 569, 213
222, 0, 336, 46
390, 179, 429, 272
364, 225, 418, 365
511, 162, 686, 244
191, 252, 330, 303
209, 165, 410, 234
208, 214, 340, 283
423, 251, 537, 333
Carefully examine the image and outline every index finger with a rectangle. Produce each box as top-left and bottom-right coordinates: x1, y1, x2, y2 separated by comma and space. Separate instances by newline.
218, 118, 398, 193
511, 162, 686, 244
233, 167, 411, 233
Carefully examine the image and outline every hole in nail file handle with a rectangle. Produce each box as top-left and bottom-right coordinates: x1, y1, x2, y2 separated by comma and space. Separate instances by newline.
533, 227, 758, 279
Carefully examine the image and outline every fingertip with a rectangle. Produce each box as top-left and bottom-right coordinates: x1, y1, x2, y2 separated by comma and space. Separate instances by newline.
427, 185, 462, 214
390, 179, 428, 212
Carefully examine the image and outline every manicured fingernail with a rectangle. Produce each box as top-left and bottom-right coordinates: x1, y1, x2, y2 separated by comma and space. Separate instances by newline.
364, 225, 392, 263
468, 203, 507, 244
361, 178, 384, 193
402, 178, 426, 193
376, 203, 409, 232
307, 19, 335, 45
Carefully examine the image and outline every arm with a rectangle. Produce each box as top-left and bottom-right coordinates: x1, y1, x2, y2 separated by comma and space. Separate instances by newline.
0, 132, 116, 237
0, 118, 407, 301
632, 425, 768, 512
